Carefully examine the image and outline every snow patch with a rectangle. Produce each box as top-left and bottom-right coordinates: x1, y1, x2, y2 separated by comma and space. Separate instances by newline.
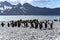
4, 6, 12, 10
0, 4, 1, 6
20, 7, 28, 13
0, 7, 4, 10
1, 10, 4, 13
20, 7, 28, 10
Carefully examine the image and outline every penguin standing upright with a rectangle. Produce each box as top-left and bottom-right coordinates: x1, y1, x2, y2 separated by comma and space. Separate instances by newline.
17, 21, 21, 27
39, 22, 43, 30
35, 22, 38, 29
11, 21, 14, 27
14, 21, 17, 27
30, 21, 34, 28
25, 22, 28, 27
50, 22, 53, 29
44, 22, 48, 30
7, 23, 10, 27
1, 22, 5, 27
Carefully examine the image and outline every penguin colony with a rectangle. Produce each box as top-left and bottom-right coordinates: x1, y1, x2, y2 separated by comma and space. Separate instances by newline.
0, 19, 55, 30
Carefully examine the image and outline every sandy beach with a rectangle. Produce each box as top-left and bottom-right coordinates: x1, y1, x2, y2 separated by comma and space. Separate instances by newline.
0, 21, 59, 40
